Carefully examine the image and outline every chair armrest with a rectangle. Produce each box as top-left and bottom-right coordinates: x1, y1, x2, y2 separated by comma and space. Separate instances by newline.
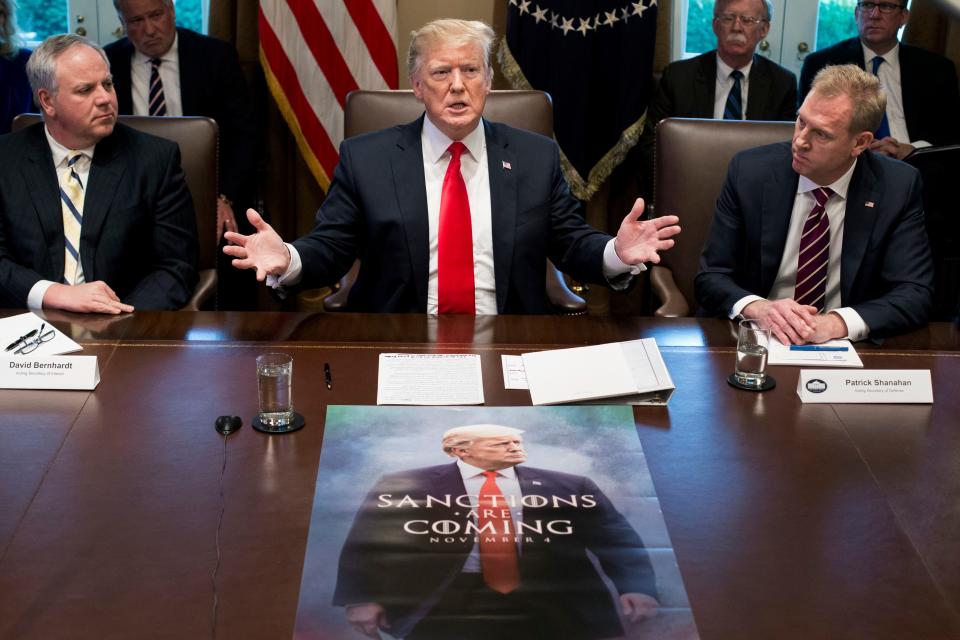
546, 260, 586, 315
180, 268, 217, 311
323, 260, 361, 312
650, 265, 690, 317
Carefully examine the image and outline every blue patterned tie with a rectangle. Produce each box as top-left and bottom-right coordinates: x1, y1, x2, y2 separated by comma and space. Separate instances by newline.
723, 70, 744, 120
870, 57, 891, 139
149, 58, 167, 116
60, 154, 85, 285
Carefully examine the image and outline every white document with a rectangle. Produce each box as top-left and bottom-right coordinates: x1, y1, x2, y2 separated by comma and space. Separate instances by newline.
767, 337, 863, 368
501, 355, 528, 390
0, 312, 81, 357
377, 353, 484, 405
521, 338, 675, 406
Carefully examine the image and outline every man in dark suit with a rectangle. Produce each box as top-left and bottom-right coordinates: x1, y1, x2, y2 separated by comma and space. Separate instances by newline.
799, 0, 960, 159
334, 424, 658, 640
223, 19, 681, 314
104, 0, 256, 240
632, 0, 797, 200
0, 34, 197, 313
696, 64, 933, 344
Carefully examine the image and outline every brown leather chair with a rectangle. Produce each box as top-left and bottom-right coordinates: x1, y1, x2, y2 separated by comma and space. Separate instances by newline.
321, 89, 586, 314
12, 114, 218, 310
651, 117, 795, 316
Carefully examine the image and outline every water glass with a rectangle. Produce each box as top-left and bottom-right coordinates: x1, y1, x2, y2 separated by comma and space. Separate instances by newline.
256, 353, 293, 429
735, 320, 770, 388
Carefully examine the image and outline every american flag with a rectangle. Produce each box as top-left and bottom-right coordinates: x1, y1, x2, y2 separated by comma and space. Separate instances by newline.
259, 0, 399, 191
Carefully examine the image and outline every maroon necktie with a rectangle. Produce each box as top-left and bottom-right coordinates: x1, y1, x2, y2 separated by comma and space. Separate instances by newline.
438, 142, 475, 314
478, 471, 519, 593
794, 187, 834, 311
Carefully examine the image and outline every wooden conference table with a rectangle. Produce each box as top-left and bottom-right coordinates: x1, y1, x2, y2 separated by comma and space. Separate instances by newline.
0, 311, 959, 639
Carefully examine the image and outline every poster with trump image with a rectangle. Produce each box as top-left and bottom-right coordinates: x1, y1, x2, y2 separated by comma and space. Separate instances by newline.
294, 405, 698, 639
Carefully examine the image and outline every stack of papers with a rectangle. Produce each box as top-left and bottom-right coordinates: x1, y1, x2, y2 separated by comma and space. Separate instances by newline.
767, 337, 863, 368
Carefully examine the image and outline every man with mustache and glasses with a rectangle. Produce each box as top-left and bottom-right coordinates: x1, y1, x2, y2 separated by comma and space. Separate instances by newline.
0, 34, 197, 313
800, 0, 960, 160
633, 0, 797, 199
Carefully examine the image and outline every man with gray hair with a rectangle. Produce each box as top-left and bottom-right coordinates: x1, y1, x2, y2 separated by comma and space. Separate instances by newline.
334, 423, 659, 639
696, 64, 933, 344
0, 33, 197, 312
224, 18, 681, 315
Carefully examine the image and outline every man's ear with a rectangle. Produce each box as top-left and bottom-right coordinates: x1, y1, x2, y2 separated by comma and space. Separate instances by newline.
37, 89, 55, 118
851, 131, 873, 157
411, 77, 424, 102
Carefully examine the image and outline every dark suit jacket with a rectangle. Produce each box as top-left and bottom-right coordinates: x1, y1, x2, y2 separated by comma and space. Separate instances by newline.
1, 49, 33, 135
799, 37, 960, 147
0, 123, 198, 309
634, 51, 797, 198
695, 142, 934, 339
293, 117, 615, 314
647, 51, 798, 125
333, 462, 657, 639
105, 28, 258, 211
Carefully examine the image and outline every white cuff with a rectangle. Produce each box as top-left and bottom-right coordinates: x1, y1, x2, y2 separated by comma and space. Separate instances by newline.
602, 239, 646, 276
27, 280, 55, 311
267, 243, 303, 289
731, 295, 764, 320
829, 307, 869, 342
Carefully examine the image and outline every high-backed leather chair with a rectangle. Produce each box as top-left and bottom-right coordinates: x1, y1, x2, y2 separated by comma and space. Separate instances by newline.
904, 145, 960, 321
321, 89, 586, 314
651, 118, 795, 316
12, 114, 218, 310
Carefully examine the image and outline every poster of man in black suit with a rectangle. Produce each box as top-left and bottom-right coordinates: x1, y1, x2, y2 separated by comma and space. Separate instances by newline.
293, 406, 698, 640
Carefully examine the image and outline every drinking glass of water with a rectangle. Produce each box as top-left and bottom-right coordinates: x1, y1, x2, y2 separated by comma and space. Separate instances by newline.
256, 353, 294, 430
734, 320, 771, 389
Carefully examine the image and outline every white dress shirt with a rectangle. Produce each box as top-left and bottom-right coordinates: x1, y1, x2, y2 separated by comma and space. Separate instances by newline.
731, 159, 869, 341
27, 129, 96, 310
863, 43, 930, 148
130, 34, 183, 116
456, 459, 524, 572
713, 55, 754, 120
275, 118, 642, 311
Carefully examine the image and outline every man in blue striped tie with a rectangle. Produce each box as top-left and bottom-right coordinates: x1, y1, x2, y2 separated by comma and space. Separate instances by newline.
0, 34, 197, 312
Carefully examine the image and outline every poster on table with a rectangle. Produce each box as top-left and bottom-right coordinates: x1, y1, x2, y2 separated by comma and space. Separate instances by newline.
293, 405, 699, 639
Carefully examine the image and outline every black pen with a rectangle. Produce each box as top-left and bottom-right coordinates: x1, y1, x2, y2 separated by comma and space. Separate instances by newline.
5, 328, 37, 352
324, 362, 333, 390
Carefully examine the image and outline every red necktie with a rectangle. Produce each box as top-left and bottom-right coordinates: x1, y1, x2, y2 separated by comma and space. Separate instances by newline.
478, 471, 520, 593
794, 187, 834, 312
438, 142, 475, 314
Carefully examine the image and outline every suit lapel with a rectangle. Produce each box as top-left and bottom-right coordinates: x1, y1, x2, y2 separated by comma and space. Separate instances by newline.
391, 117, 430, 309
746, 55, 770, 119
694, 53, 717, 117
840, 156, 879, 304
82, 129, 127, 279
897, 45, 918, 140
20, 125, 65, 275
485, 121, 517, 314
175, 29, 200, 114
759, 148, 800, 295
112, 40, 135, 114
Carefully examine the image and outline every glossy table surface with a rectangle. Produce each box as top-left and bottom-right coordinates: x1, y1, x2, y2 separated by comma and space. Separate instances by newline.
1, 311, 959, 639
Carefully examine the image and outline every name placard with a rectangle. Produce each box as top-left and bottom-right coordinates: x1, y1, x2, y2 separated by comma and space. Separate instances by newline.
0, 356, 100, 390
797, 369, 932, 404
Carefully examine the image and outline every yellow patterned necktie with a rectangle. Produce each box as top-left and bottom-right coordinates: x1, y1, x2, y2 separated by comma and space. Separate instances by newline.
60, 153, 85, 285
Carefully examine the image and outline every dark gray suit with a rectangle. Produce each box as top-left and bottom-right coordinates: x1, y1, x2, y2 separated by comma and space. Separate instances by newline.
696, 142, 934, 339
0, 123, 198, 309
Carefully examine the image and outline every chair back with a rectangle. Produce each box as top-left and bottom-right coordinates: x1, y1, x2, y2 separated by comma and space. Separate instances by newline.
322, 90, 584, 314
652, 118, 795, 315
344, 90, 553, 139
12, 114, 219, 309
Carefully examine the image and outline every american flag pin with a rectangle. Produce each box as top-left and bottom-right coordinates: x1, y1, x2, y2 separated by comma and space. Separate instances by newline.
532, 480, 542, 485
502, 160, 512, 170
865, 201, 875, 208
